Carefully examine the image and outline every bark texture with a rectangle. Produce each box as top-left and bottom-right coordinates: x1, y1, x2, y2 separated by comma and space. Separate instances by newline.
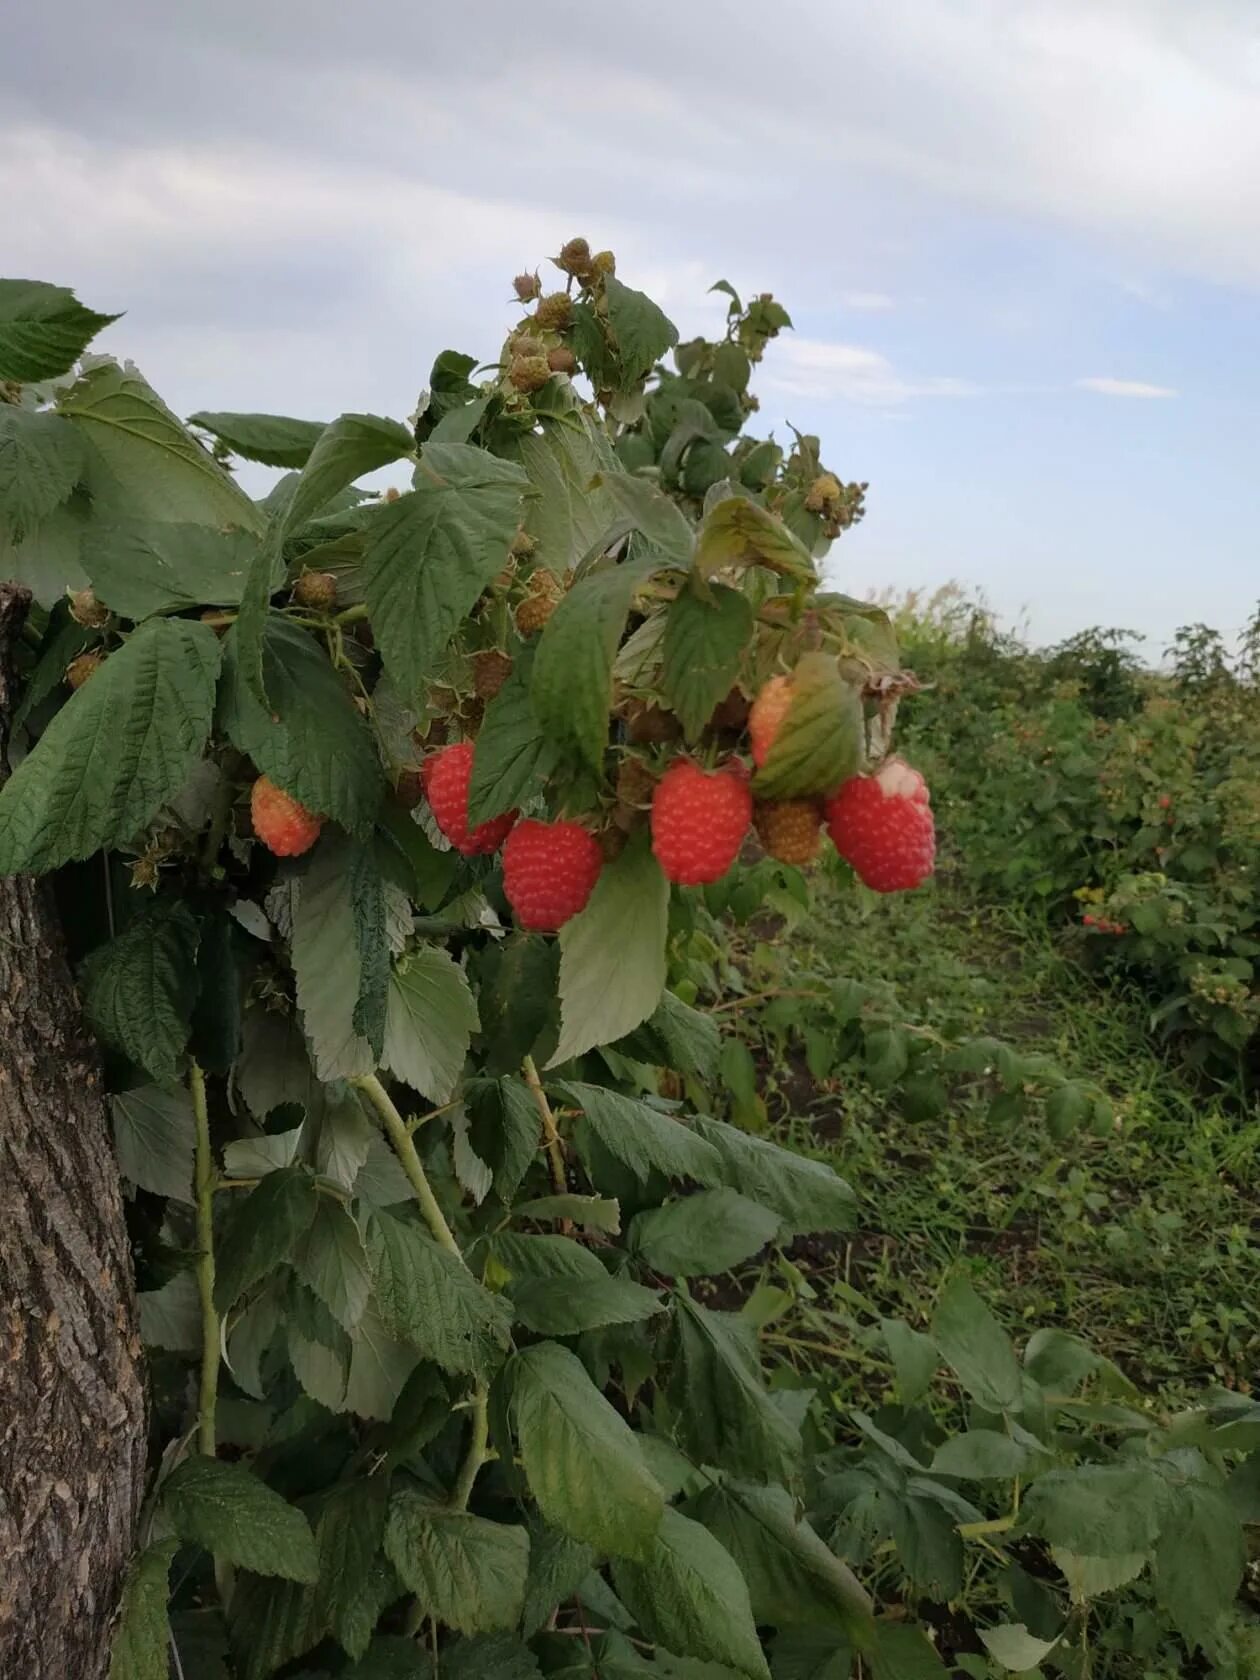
0, 583, 146, 1679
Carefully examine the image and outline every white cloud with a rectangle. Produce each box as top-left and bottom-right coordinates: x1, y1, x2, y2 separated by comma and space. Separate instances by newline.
765, 337, 980, 406
1076, 377, 1177, 398
840, 291, 896, 311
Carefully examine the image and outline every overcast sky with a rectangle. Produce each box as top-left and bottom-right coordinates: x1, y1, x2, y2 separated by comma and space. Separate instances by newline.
6, 0, 1260, 648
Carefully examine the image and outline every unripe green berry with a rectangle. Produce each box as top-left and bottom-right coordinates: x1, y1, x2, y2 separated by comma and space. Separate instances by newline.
535, 292, 572, 331
509, 355, 552, 394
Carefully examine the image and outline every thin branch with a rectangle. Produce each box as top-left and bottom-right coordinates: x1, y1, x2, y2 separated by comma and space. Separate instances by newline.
522, 1054, 567, 1197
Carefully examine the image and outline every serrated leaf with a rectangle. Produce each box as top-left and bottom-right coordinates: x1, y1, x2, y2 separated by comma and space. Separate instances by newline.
60, 360, 262, 531
551, 833, 668, 1065
612, 1508, 768, 1679
604, 277, 680, 389
465, 1075, 541, 1202
1051, 1547, 1147, 1601
0, 615, 221, 874
112, 1083, 196, 1204
668, 1296, 802, 1483
868, 1623, 947, 1679
226, 1571, 318, 1680
214, 1166, 320, 1311
366, 1209, 512, 1379
220, 620, 382, 834
294, 1198, 371, 1330
235, 1008, 322, 1119
696, 496, 815, 582
532, 555, 664, 771
560, 1081, 722, 1185
162, 1457, 318, 1582
1022, 1463, 1171, 1555
350, 841, 390, 1059
593, 470, 695, 568
84, 520, 265, 618
691, 1117, 855, 1237
523, 1520, 597, 1639
467, 646, 561, 826
190, 411, 327, 469
0, 278, 118, 381
0, 486, 90, 606
881, 1319, 937, 1407
81, 902, 200, 1084
290, 835, 375, 1079
511, 407, 620, 572
630, 1188, 779, 1277
0, 404, 85, 543
769, 1629, 852, 1680
108, 1536, 178, 1680
511, 1275, 664, 1335
383, 944, 480, 1102
514, 1193, 622, 1233
753, 655, 863, 800
363, 441, 526, 699
979, 1624, 1060, 1672
930, 1430, 1028, 1480
384, 1488, 528, 1634
1156, 1480, 1245, 1647
511, 1341, 665, 1558
311, 1477, 393, 1660
931, 1276, 1022, 1415
661, 585, 753, 739
138, 1269, 200, 1352
345, 1302, 423, 1420
488, 1231, 610, 1282
689, 1482, 872, 1636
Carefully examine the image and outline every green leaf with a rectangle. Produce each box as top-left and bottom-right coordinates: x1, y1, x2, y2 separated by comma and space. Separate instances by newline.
668, 1296, 802, 1483
60, 360, 263, 531
81, 902, 200, 1084
510, 1275, 664, 1335
978, 1624, 1060, 1672
290, 835, 375, 1080
1022, 1464, 1172, 1555
345, 1303, 423, 1421
161, 1457, 319, 1582
466, 1075, 542, 1201
226, 1571, 318, 1680
468, 647, 561, 826
612, 1508, 768, 1679
511, 1341, 665, 1558
689, 1482, 872, 1636
0, 616, 221, 875
560, 1081, 722, 1185
869, 1623, 948, 1680
189, 411, 327, 469
881, 1319, 937, 1407
769, 1629, 852, 1680
0, 486, 90, 605
532, 555, 664, 771
930, 1431, 1028, 1480
111, 1084, 195, 1204
630, 1188, 779, 1277
752, 655, 864, 800
310, 1478, 393, 1661
696, 496, 815, 583
138, 1270, 200, 1352
1052, 1548, 1147, 1602
214, 1166, 320, 1311
691, 1117, 856, 1237
661, 585, 753, 740
523, 1520, 597, 1639
930, 1276, 1023, 1415
219, 620, 382, 834
551, 832, 669, 1065
514, 1193, 622, 1234
511, 407, 620, 573
0, 279, 117, 380
636, 990, 723, 1083
108, 1537, 178, 1680
443, 1634, 543, 1679
83, 520, 264, 618
0, 405, 85, 542
604, 277, 680, 388
350, 842, 391, 1060
594, 470, 696, 568
363, 442, 525, 699
366, 1209, 512, 1379
384, 944, 480, 1102
384, 1488, 528, 1634
294, 1198, 371, 1331
1154, 1480, 1244, 1650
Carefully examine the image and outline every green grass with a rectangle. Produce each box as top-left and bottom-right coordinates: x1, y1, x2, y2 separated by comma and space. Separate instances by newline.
729, 863, 1260, 1408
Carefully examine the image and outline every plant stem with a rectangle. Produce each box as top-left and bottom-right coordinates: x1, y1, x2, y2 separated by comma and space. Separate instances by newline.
447, 1389, 489, 1512
335, 602, 370, 626
522, 1055, 567, 1197
190, 1061, 219, 1457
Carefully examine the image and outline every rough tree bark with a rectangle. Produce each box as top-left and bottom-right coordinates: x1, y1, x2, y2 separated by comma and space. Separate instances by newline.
0, 583, 147, 1678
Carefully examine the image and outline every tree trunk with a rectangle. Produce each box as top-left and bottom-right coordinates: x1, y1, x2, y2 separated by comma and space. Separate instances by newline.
0, 583, 147, 1679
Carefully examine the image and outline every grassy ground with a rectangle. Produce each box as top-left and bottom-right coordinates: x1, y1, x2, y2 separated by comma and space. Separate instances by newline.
729, 859, 1260, 1410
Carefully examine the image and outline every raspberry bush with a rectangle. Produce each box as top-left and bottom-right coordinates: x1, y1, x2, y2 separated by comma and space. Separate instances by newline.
0, 260, 1254, 1680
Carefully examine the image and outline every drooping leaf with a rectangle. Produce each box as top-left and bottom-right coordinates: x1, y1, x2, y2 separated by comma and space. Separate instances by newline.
189, 411, 327, 469
691, 1117, 856, 1237
612, 1508, 768, 1680
384, 944, 480, 1102
559, 1082, 723, 1185
219, 619, 383, 834
161, 1457, 319, 1582
111, 1083, 196, 1204
290, 834, 376, 1080
465, 1075, 542, 1202
0, 278, 119, 381
768, 1629, 852, 1680
1021, 1463, 1172, 1555
510, 1275, 664, 1336
362, 442, 526, 699
384, 1488, 529, 1634
868, 1623, 948, 1679
81, 902, 200, 1084
551, 833, 669, 1065
214, 1166, 320, 1311
929, 1431, 1029, 1480
294, 1198, 372, 1331
978, 1624, 1060, 1673
696, 495, 814, 582
522, 1520, 597, 1639
593, 470, 695, 569
629, 1188, 779, 1277
603, 277, 680, 389
467, 646, 561, 827
0, 404, 85, 543
474, 936, 560, 1078
510, 407, 620, 573
366, 1209, 512, 1379
930, 1276, 1023, 1415
83, 520, 265, 618
752, 654, 864, 801
0, 615, 222, 875
661, 585, 753, 739
137, 1270, 200, 1353
191, 906, 243, 1076
511, 1341, 665, 1558
350, 841, 390, 1060
107, 1537, 178, 1680
667, 1296, 802, 1483
880, 1319, 937, 1407
309, 1476, 393, 1660
345, 1303, 423, 1421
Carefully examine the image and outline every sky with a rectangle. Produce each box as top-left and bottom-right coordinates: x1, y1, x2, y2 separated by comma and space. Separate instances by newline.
5, 0, 1260, 650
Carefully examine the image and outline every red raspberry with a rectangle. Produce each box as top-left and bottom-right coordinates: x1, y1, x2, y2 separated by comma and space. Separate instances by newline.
824, 758, 935, 892
754, 798, 823, 865
422, 742, 517, 856
502, 819, 603, 931
748, 675, 793, 767
651, 760, 753, 885
251, 776, 323, 858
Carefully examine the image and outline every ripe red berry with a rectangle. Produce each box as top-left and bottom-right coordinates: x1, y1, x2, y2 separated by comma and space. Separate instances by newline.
251, 776, 323, 858
502, 819, 603, 931
651, 760, 753, 885
422, 742, 517, 856
748, 675, 793, 767
824, 758, 935, 893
